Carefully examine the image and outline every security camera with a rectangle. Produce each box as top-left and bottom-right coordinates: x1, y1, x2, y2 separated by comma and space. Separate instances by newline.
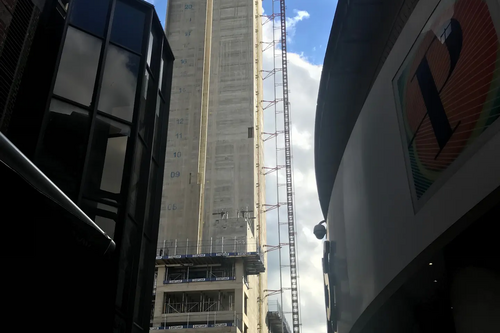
313, 220, 327, 239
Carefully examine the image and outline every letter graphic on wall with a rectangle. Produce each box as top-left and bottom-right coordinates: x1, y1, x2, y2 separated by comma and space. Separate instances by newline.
394, 0, 500, 208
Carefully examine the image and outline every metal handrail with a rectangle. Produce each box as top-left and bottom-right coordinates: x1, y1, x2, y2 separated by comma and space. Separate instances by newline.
163, 301, 233, 314
152, 311, 243, 330
166, 273, 185, 280
0, 132, 115, 255
157, 237, 263, 257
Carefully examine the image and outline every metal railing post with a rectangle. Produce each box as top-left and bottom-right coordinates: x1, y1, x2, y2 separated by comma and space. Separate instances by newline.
210, 237, 213, 253
222, 237, 224, 252
234, 236, 236, 252
186, 239, 189, 255
174, 239, 177, 255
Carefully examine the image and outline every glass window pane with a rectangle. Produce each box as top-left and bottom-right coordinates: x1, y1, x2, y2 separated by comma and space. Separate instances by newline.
147, 32, 153, 66
86, 116, 131, 202
128, 142, 142, 216
37, 99, 89, 199
144, 162, 158, 237
150, 29, 162, 77
143, 71, 149, 99
82, 200, 118, 238
70, 0, 110, 37
54, 27, 101, 106
129, 142, 147, 220
159, 58, 164, 92
98, 45, 140, 122
138, 71, 149, 139
95, 215, 116, 238
111, 1, 145, 53
139, 70, 158, 145
153, 94, 163, 158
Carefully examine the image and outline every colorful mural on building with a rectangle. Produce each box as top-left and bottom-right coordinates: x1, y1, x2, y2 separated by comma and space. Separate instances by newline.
395, 0, 500, 205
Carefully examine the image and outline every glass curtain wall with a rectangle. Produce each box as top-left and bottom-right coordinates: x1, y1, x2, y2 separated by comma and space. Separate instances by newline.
33, 0, 173, 331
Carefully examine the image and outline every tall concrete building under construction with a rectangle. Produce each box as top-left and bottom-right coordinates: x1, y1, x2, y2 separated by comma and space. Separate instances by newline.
151, 1, 268, 332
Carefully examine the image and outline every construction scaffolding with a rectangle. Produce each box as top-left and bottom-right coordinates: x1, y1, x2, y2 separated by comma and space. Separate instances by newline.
162, 291, 235, 314
151, 311, 243, 330
164, 262, 235, 282
261, 1, 301, 333
156, 237, 261, 257
155, 237, 265, 279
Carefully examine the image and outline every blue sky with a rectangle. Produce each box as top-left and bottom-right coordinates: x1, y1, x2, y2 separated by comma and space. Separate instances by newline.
148, 0, 336, 65
262, 0, 337, 64
150, 0, 167, 25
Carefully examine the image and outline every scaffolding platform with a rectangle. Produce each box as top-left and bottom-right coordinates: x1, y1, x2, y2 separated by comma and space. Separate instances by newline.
151, 311, 243, 331
155, 251, 265, 276
151, 322, 235, 330
156, 238, 265, 276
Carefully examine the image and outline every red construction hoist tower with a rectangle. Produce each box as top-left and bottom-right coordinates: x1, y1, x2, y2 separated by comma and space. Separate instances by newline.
261, 1, 301, 332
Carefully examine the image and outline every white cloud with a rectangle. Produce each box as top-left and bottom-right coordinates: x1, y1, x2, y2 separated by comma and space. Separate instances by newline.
286, 10, 311, 32
291, 124, 312, 151
286, 10, 311, 42
261, 9, 326, 333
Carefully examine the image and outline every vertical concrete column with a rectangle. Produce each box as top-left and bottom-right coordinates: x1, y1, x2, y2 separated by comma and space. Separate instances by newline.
196, 0, 214, 250
154, 266, 167, 319
235, 261, 245, 281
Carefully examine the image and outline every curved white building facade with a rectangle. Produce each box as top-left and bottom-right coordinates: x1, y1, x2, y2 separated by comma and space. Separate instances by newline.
315, 0, 500, 332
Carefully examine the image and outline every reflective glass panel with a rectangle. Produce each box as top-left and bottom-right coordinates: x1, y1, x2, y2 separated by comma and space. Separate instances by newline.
86, 115, 131, 202
95, 215, 116, 238
129, 141, 147, 221
138, 71, 150, 139
128, 142, 142, 216
147, 32, 153, 66
98, 44, 140, 122
37, 99, 89, 199
82, 200, 118, 238
70, 0, 110, 37
111, 1, 145, 53
53, 27, 101, 106
153, 94, 163, 158
150, 29, 162, 76
159, 57, 164, 93
144, 162, 158, 237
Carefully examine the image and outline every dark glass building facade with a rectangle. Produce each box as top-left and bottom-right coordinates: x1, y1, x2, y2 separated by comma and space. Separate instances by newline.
1, 0, 46, 131
1, 1, 174, 332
